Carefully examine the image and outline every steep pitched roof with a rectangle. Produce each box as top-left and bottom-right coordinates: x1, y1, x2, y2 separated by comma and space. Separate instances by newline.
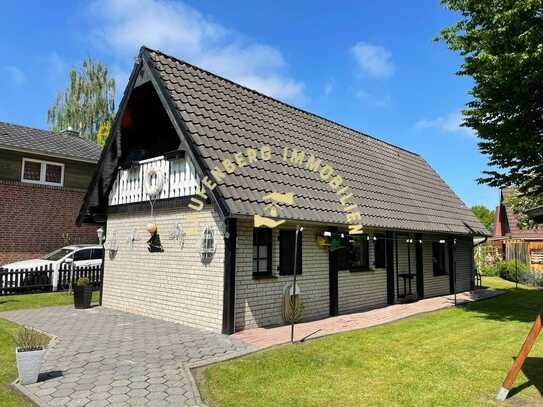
142, 48, 487, 235
494, 188, 543, 239
0, 121, 101, 163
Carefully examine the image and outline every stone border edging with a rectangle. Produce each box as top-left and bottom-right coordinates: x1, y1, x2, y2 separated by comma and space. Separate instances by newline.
186, 347, 260, 406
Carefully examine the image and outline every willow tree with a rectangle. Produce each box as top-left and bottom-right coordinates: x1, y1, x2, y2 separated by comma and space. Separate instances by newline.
48, 58, 115, 144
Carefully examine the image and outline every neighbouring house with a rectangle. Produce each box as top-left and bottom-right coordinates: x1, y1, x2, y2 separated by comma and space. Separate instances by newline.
0, 122, 102, 265
491, 188, 543, 272
78, 47, 489, 334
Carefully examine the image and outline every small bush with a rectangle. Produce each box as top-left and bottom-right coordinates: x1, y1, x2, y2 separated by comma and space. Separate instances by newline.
498, 259, 529, 281
479, 263, 500, 276
15, 327, 49, 352
76, 277, 90, 287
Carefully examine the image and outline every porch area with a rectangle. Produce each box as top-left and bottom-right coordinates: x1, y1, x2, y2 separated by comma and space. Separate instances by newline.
233, 286, 504, 349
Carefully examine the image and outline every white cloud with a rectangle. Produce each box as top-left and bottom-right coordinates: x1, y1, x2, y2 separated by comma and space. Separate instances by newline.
4, 66, 26, 86
88, 0, 304, 101
324, 80, 334, 96
355, 90, 391, 108
415, 111, 475, 137
351, 42, 394, 78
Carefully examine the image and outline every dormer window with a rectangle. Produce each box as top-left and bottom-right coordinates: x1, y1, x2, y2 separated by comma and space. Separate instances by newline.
21, 158, 64, 186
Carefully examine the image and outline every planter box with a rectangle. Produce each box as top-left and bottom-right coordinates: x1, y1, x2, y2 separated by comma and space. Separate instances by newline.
16, 348, 46, 385
73, 285, 93, 309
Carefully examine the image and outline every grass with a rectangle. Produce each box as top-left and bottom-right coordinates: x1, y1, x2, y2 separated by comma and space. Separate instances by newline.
0, 290, 99, 406
201, 278, 543, 407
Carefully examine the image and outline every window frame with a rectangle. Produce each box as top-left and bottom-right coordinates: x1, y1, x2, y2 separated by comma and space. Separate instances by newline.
432, 241, 448, 276
252, 227, 273, 277
336, 233, 371, 272
21, 157, 65, 187
279, 229, 303, 276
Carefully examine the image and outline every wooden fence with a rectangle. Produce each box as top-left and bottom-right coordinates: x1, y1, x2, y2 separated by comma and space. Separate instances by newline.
0, 264, 102, 296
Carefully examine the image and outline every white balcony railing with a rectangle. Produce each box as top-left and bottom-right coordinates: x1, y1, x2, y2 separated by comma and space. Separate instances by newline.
108, 155, 200, 206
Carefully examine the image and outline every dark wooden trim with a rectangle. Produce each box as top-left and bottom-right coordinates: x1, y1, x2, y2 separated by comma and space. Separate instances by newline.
141, 50, 231, 220
415, 233, 424, 299
385, 230, 395, 305
106, 195, 203, 215
394, 232, 399, 299
329, 228, 339, 316
222, 218, 237, 334
98, 223, 107, 306
77, 54, 144, 225
448, 237, 455, 294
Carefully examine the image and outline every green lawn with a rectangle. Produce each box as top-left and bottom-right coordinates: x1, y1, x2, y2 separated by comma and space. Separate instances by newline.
201, 278, 543, 407
0, 291, 99, 407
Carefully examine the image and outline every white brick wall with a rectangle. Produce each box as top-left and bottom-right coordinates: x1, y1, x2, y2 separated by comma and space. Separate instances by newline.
102, 207, 475, 332
102, 206, 225, 332
338, 237, 388, 313
234, 221, 330, 330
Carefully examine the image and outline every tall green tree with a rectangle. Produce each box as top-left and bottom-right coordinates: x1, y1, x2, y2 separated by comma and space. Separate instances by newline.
48, 57, 115, 143
471, 205, 495, 231
438, 0, 543, 200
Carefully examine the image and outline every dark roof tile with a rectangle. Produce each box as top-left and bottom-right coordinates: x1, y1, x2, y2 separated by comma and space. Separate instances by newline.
0, 122, 101, 162
145, 48, 488, 235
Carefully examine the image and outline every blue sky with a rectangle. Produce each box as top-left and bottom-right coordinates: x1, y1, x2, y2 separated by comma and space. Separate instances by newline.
0, 0, 498, 209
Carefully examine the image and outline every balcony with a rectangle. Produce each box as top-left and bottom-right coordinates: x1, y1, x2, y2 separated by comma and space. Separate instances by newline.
108, 153, 200, 206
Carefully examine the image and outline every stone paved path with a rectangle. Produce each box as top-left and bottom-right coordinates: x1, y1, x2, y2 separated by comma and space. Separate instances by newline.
1, 306, 253, 407
233, 288, 504, 349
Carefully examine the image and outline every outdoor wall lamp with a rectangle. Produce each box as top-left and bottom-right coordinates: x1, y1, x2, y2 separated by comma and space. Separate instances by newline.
97, 227, 104, 245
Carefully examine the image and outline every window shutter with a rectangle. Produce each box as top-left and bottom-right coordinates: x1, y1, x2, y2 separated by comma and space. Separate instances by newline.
361, 236, 369, 268
279, 230, 302, 275
374, 235, 386, 268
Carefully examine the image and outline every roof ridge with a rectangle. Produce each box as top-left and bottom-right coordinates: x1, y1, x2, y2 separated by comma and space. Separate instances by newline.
0, 121, 55, 135
0, 120, 99, 147
140, 46, 421, 158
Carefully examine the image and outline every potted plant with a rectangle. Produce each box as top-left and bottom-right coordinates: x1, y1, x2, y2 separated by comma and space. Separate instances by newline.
15, 327, 49, 385
73, 277, 92, 309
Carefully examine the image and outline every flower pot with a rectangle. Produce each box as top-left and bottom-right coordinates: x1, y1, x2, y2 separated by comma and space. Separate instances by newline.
73, 285, 93, 309
16, 348, 46, 385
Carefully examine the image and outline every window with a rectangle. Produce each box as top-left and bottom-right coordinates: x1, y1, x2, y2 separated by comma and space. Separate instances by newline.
73, 249, 92, 261
531, 249, 543, 264
279, 230, 303, 275
91, 248, 104, 260
253, 228, 272, 276
21, 158, 64, 186
432, 242, 447, 276
374, 235, 386, 269
337, 234, 370, 271
41, 248, 72, 261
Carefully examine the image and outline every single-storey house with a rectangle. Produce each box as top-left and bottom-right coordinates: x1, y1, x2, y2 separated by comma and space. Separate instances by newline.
492, 188, 543, 272
78, 47, 488, 334
0, 122, 101, 265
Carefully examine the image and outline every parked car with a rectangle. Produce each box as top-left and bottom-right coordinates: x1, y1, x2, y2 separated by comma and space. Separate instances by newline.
2, 245, 104, 271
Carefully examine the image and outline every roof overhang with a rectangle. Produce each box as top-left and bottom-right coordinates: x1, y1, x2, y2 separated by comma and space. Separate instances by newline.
0, 144, 98, 164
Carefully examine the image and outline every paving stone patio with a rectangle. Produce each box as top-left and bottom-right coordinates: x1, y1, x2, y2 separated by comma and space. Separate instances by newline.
233, 288, 505, 349
1, 306, 254, 407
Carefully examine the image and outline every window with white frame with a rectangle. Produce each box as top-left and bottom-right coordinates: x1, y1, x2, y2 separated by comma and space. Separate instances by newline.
21, 158, 64, 186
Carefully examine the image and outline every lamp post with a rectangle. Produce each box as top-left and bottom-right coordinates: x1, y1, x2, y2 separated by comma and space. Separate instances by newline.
290, 225, 303, 344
